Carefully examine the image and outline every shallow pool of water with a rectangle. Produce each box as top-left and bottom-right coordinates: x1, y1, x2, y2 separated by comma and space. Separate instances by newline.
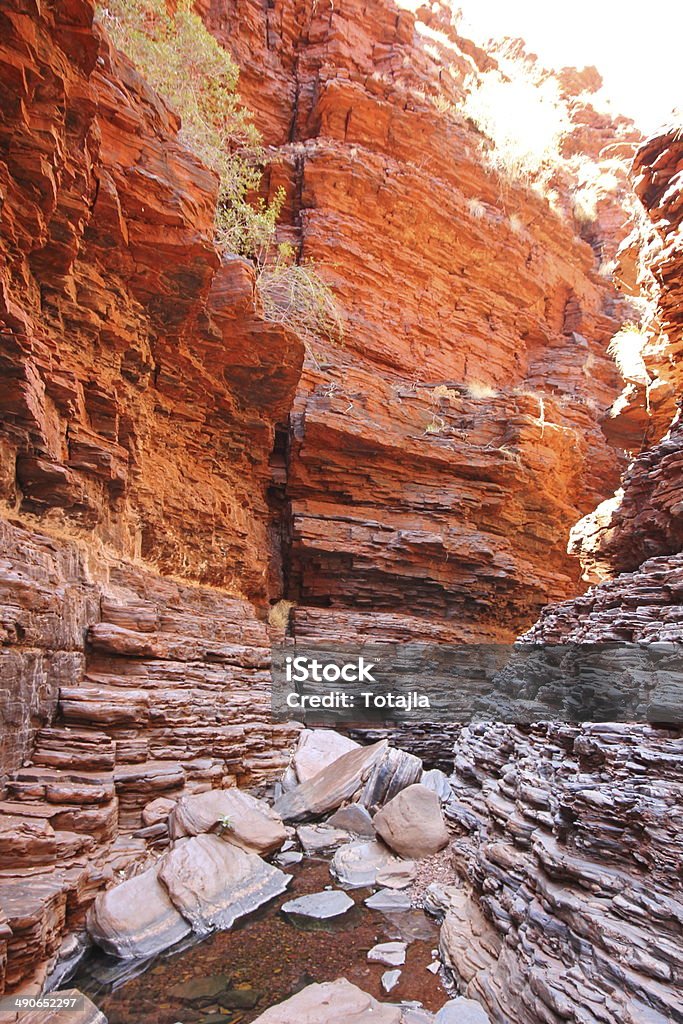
67, 858, 449, 1022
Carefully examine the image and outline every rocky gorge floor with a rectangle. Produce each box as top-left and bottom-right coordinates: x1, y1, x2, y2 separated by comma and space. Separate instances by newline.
43, 729, 489, 1024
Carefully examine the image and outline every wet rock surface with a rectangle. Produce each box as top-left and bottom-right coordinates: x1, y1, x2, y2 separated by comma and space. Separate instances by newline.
281, 890, 354, 920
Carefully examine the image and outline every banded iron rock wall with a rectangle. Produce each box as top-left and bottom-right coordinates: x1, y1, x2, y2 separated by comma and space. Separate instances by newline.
438, 127, 683, 1024
202, 0, 636, 643
0, 0, 652, 998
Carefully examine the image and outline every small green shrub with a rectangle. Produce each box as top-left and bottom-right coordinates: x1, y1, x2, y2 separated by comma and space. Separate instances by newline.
98, 0, 279, 256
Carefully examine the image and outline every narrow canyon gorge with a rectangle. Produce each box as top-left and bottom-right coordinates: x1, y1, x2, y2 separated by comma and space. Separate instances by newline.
0, 1, 680, 1022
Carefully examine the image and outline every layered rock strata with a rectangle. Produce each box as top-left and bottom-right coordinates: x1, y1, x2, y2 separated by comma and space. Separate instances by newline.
439, 127, 683, 1024
0, 0, 301, 994
204, 0, 635, 642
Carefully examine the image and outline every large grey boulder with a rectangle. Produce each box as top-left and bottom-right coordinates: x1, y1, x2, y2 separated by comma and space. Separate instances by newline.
250, 979, 402, 1023
434, 998, 491, 1023
87, 865, 191, 959
330, 839, 401, 888
274, 740, 389, 822
158, 834, 289, 935
373, 784, 449, 859
168, 788, 286, 855
292, 728, 360, 783
359, 746, 423, 813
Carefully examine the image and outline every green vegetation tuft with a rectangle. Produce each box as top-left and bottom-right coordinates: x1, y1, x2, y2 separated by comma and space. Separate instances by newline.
98, 1, 343, 341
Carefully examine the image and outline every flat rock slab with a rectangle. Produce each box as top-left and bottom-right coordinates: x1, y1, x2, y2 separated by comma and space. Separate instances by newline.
281, 890, 354, 919
364, 888, 412, 912
19, 990, 107, 1024
330, 839, 402, 888
250, 978, 402, 1023
327, 803, 375, 836
434, 998, 491, 1023
168, 788, 286, 855
274, 741, 388, 823
373, 784, 449, 859
297, 824, 353, 853
169, 973, 232, 1003
368, 940, 407, 966
158, 834, 290, 936
382, 969, 401, 993
275, 850, 304, 867
376, 860, 416, 889
293, 729, 360, 783
87, 865, 191, 959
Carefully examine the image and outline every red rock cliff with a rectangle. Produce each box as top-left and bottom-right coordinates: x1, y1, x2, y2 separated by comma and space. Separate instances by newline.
203, 0, 634, 643
0, 0, 646, 996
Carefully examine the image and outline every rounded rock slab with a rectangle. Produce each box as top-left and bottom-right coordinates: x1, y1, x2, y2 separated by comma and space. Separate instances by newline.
249, 978, 402, 1023
281, 889, 354, 919
330, 839, 402, 888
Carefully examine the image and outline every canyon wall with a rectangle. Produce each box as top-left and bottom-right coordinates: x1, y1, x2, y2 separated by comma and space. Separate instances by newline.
204, 0, 634, 643
439, 127, 683, 1024
0, 0, 302, 993
0, 0, 653, 1000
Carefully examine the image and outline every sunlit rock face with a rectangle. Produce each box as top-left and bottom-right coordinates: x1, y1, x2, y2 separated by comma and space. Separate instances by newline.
203, 0, 634, 644
0, 0, 659, 1000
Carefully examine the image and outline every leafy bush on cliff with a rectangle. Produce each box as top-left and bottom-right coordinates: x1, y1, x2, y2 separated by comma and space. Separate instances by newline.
98, 0, 280, 256
98, 0, 344, 342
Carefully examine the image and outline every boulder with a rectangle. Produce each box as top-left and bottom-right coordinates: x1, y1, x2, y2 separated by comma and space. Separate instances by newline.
281, 890, 354, 919
293, 729, 360, 783
373, 785, 449, 859
420, 769, 452, 802
330, 839, 402, 888
87, 866, 191, 959
20, 990, 107, 1024
359, 746, 423, 813
368, 940, 407, 966
327, 803, 375, 836
434, 998, 491, 1024
158, 834, 289, 935
250, 978, 402, 1023
297, 824, 354, 854
142, 796, 176, 826
168, 788, 286, 855
274, 740, 388, 823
